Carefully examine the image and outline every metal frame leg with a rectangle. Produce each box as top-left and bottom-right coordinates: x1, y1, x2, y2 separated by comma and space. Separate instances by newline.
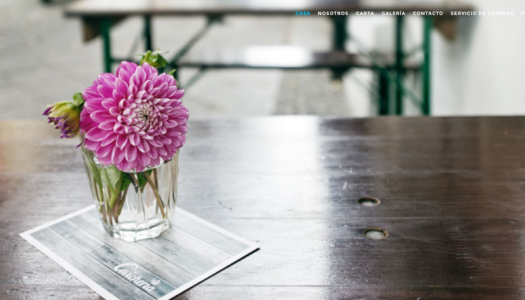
422, 16, 432, 115
144, 15, 153, 51
332, 16, 347, 51
331, 15, 348, 80
378, 71, 390, 115
101, 18, 112, 73
168, 16, 219, 82
395, 16, 405, 115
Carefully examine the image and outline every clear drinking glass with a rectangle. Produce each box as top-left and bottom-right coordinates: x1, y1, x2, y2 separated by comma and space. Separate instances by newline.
81, 147, 179, 242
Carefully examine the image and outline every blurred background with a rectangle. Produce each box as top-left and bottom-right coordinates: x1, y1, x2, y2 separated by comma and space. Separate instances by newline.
1, 0, 525, 120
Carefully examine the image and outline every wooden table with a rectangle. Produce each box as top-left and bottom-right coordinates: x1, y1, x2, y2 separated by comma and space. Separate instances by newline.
65, 0, 474, 116
4, 116, 525, 299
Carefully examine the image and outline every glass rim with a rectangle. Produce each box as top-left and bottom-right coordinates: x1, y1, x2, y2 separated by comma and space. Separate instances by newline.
81, 145, 178, 174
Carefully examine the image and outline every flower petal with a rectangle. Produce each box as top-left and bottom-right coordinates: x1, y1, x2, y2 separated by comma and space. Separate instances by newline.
129, 133, 139, 146
101, 132, 118, 146
148, 138, 162, 147
96, 73, 116, 87
157, 145, 167, 157
125, 145, 137, 162
102, 98, 118, 110
118, 68, 132, 83
113, 78, 128, 101
83, 86, 100, 100
97, 85, 114, 99
173, 89, 185, 99
96, 145, 113, 158
109, 107, 120, 117
116, 134, 128, 149
138, 139, 151, 153
83, 99, 104, 113
84, 139, 100, 151
90, 110, 113, 123
163, 119, 177, 128
86, 127, 109, 142
147, 146, 157, 159
120, 61, 138, 75
98, 119, 116, 130
111, 146, 125, 164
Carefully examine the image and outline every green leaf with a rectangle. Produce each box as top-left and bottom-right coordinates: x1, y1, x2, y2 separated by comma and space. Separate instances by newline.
139, 50, 168, 69
73, 92, 85, 106
151, 53, 168, 68
102, 165, 122, 191
84, 151, 102, 191
137, 170, 153, 190
120, 173, 132, 193
139, 171, 149, 188
101, 166, 125, 209
139, 51, 150, 66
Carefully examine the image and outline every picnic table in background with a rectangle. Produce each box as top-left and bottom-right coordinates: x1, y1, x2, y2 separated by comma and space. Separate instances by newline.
64, 0, 473, 116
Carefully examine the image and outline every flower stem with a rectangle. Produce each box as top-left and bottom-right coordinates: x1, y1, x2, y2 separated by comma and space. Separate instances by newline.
93, 179, 110, 223
144, 171, 166, 219
153, 169, 160, 215
117, 187, 128, 217
105, 183, 113, 226
112, 190, 122, 223
93, 176, 102, 212
109, 176, 123, 209
153, 169, 159, 190
128, 173, 139, 191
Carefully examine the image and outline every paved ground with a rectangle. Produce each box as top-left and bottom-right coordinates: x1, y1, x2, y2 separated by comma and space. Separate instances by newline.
0, 0, 360, 120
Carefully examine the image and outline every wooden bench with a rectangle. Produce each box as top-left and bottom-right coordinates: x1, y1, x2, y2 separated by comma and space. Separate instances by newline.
177, 46, 420, 70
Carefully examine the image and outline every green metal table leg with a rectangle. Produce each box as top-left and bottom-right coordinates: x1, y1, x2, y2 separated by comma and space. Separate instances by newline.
378, 71, 390, 115
395, 16, 405, 115
422, 16, 432, 115
101, 18, 112, 73
144, 15, 153, 51
332, 16, 347, 51
331, 15, 348, 80
168, 16, 219, 84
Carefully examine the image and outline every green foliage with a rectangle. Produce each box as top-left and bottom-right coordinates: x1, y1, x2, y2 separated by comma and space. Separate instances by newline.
139, 50, 169, 69
84, 151, 102, 194
137, 170, 153, 190
101, 165, 124, 208
72, 92, 85, 107
101, 165, 122, 190
121, 173, 133, 192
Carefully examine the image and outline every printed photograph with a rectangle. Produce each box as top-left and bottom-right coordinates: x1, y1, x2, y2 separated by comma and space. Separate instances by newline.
2, 0, 525, 299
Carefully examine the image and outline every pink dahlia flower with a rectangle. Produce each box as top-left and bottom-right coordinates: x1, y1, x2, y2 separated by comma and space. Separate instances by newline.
80, 61, 189, 172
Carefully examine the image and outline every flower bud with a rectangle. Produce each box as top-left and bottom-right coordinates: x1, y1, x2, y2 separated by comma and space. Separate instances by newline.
139, 50, 168, 69
43, 95, 83, 138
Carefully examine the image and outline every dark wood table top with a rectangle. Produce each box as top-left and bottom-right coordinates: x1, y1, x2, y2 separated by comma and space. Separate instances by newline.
65, 0, 474, 17
3, 116, 525, 299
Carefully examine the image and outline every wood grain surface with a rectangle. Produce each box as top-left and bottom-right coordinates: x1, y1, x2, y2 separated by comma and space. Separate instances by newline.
3, 116, 525, 299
